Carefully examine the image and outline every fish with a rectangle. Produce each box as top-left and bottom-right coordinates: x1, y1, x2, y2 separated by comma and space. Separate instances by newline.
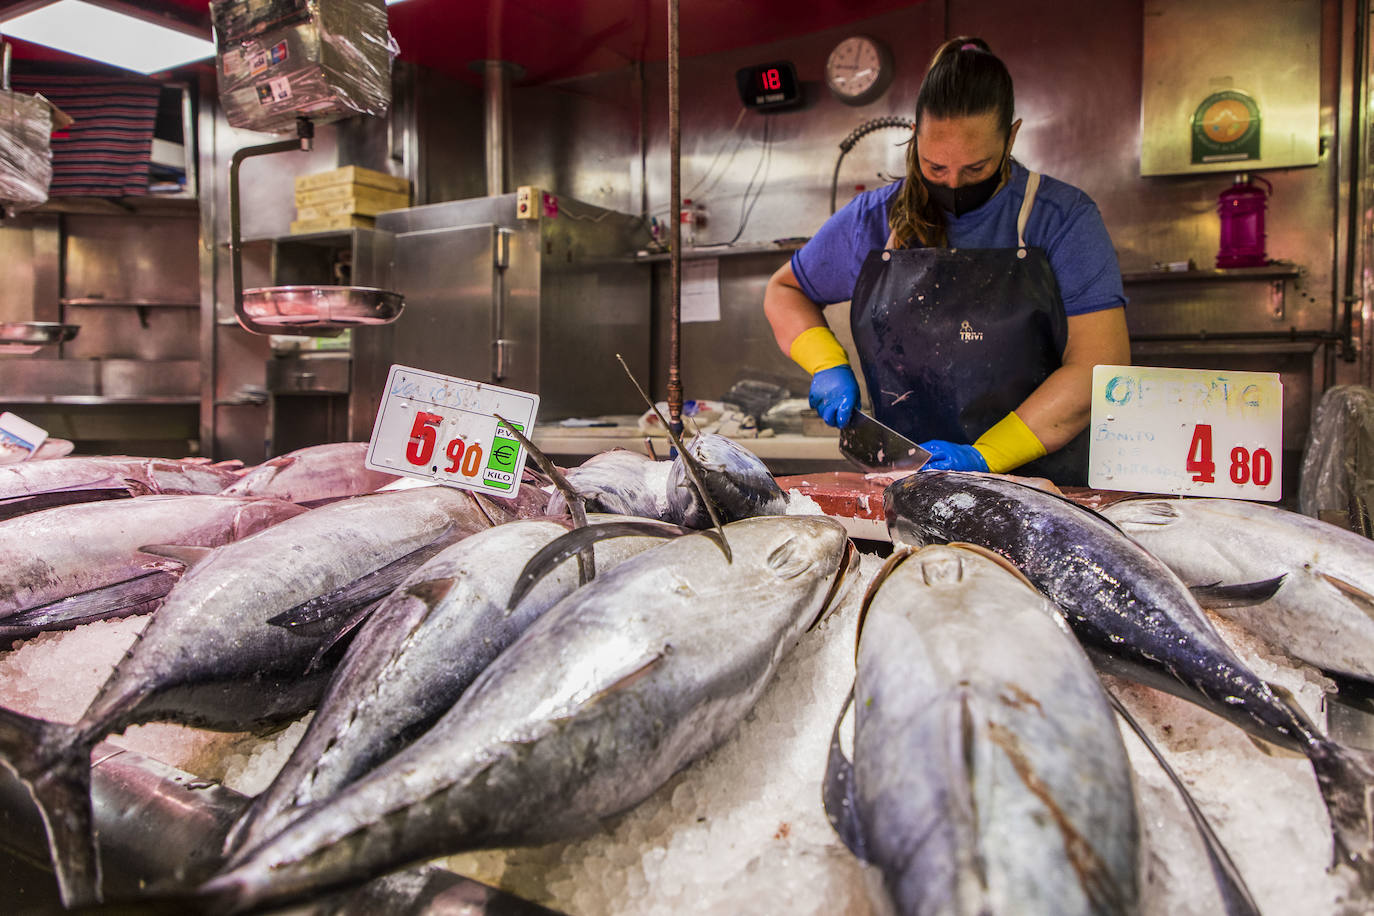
1101, 496, 1374, 683
885, 470, 1374, 888
665, 433, 788, 528
825, 543, 1139, 915
545, 448, 670, 520
198, 516, 855, 912
219, 443, 398, 505
0, 485, 497, 907
0, 495, 307, 641
223, 514, 681, 859
0, 456, 243, 522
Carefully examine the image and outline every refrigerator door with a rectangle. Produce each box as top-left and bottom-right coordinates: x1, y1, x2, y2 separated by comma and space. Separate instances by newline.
390, 223, 513, 387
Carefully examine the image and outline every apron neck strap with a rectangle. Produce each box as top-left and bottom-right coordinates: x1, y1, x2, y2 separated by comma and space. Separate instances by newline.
1016, 171, 1041, 254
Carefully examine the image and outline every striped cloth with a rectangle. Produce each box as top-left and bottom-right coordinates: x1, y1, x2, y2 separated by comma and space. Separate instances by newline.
7, 74, 160, 198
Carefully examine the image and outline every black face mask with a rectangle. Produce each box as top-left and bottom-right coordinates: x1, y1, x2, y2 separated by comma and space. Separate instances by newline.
921, 156, 1006, 217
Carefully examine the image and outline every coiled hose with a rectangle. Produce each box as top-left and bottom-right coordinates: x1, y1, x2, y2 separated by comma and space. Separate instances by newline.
830, 116, 915, 214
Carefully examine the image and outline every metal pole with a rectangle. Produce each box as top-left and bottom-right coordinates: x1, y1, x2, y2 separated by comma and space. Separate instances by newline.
667, 0, 683, 438
484, 59, 508, 196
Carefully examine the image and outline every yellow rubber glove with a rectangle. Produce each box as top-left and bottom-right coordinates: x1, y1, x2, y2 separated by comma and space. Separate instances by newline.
789, 326, 850, 375
973, 411, 1048, 474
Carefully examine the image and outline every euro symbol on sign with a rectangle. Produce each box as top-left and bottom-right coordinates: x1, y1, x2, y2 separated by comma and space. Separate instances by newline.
492, 443, 516, 468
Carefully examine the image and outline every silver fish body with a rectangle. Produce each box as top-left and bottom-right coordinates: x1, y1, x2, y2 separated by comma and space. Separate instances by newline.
219, 443, 398, 505
840, 544, 1139, 916
885, 470, 1374, 888
1102, 497, 1374, 681
203, 515, 853, 912
666, 433, 788, 527
0, 485, 495, 906
0, 456, 243, 521
546, 448, 670, 520
0, 495, 306, 639
224, 514, 673, 858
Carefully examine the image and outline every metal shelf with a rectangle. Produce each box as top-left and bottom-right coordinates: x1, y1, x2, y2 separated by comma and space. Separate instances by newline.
61, 298, 199, 308
633, 239, 807, 263
0, 395, 199, 406
1121, 264, 1301, 284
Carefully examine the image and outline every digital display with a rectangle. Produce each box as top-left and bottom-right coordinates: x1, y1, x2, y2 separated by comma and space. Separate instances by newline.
735, 61, 801, 110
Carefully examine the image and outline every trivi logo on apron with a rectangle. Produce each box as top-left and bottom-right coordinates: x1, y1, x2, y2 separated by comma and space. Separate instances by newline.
959, 320, 983, 342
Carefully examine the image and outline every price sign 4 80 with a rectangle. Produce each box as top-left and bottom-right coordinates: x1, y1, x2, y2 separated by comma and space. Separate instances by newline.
405, 411, 485, 477
1185, 423, 1274, 486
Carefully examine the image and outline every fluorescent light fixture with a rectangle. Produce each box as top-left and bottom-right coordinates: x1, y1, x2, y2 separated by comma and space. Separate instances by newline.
0, 0, 215, 74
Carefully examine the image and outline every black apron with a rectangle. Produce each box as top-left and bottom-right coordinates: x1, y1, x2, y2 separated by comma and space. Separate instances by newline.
849, 172, 1089, 485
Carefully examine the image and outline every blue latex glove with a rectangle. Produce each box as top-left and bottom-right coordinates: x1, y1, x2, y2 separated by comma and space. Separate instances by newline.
808, 365, 860, 428
920, 439, 990, 472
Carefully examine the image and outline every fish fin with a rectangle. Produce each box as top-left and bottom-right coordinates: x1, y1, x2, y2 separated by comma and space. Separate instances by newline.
822, 684, 868, 861
494, 413, 597, 583
1318, 572, 1374, 620
1099, 498, 1181, 529
854, 546, 916, 661
809, 539, 858, 631
505, 521, 686, 613
1106, 691, 1262, 916
767, 536, 814, 580
1310, 740, 1374, 891
946, 541, 1040, 592
304, 598, 382, 674
0, 706, 99, 906
136, 544, 216, 568
552, 652, 667, 720
1189, 576, 1286, 609
614, 355, 732, 563
1, 572, 174, 637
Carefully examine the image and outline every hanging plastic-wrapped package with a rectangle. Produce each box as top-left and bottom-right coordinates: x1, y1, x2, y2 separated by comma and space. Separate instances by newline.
0, 89, 55, 214
211, 0, 395, 134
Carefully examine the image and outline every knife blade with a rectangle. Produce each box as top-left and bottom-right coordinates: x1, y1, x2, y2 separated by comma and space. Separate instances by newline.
838, 410, 931, 473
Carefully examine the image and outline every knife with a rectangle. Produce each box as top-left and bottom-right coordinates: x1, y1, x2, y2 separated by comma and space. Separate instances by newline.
838, 410, 931, 473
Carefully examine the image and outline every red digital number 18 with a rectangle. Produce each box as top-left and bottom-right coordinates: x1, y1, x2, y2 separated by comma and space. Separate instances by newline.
1185, 423, 1272, 487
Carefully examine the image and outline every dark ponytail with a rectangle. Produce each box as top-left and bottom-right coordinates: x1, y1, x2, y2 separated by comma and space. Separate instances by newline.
889, 37, 1016, 248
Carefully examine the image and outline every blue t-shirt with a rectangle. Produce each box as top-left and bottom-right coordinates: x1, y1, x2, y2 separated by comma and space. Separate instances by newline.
791, 162, 1126, 316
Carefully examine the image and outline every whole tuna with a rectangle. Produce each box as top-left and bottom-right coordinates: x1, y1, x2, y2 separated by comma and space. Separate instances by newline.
827, 543, 1139, 915
223, 514, 676, 858
666, 432, 788, 527
1102, 496, 1374, 682
219, 443, 398, 505
885, 470, 1374, 889
0, 494, 306, 640
0, 456, 243, 521
0, 485, 497, 906
199, 516, 854, 912
545, 448, 670, 520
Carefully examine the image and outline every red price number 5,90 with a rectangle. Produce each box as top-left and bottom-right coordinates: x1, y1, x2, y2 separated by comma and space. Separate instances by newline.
1185, 423, 1273, 487
405, 411, 485, 478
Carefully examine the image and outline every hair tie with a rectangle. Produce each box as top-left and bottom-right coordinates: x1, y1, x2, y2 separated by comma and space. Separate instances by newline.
961, 42, 981, 50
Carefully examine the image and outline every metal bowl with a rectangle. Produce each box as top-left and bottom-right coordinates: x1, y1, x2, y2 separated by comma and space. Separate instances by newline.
241, 285, 404, 329
0, 322, 80, 354
0, 322, 80, 345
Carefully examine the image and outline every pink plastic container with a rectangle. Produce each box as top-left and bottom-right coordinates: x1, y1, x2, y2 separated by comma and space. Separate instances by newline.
1216, 173, 1272, 269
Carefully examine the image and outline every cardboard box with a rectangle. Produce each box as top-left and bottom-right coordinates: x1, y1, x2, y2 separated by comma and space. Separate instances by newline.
295, 195, 406, 220
294, 182, 409, 211
294, 165, 409, 195
289, 213, 375, 234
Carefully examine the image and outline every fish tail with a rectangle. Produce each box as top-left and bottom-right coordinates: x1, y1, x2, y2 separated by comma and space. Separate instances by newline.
1311, 740, 1374, 890
0, 704, 99, 906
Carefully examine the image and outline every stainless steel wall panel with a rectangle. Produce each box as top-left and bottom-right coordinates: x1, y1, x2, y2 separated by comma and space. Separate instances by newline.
100, 359, 200, 399
63, 214, 199, 304
61, 306, 199, 362
1140, 0, 1321, 176
0, 222, 37, 323
0, 358, 98, 396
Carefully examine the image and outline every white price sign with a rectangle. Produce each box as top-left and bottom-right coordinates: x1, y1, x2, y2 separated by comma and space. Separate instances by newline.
1088, 365, 1283, 501
366, 365, 539, 499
